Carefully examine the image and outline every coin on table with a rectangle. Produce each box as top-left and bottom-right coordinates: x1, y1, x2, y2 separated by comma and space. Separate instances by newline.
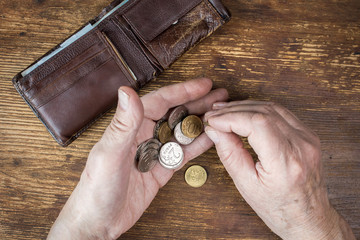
185, 165, 207, 188
168, 105, 188, 130
174, 122, 194, 145
181, 115, 204, 138
136, 139, 161, 172
159, 142, 184, 170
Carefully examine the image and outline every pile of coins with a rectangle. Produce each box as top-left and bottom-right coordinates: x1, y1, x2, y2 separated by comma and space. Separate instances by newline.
136, 105, 204, 172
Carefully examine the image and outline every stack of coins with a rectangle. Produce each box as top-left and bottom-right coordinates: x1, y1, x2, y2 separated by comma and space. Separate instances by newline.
136, 105, 204, 172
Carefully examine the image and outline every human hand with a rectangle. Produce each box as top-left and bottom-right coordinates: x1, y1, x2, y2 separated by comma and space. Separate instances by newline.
47, 78, 228, 240
204, 101, 355, 240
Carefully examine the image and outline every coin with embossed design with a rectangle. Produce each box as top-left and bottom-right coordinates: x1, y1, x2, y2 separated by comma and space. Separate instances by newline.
153, 119, 166, 140
158, 121, 172, 144
181, 115, 204, 138
159, 142, 184, 170
136, 138, 161, 172
168, 105, 188, 130
185, 165, 207, 188
174, 122, 194, 145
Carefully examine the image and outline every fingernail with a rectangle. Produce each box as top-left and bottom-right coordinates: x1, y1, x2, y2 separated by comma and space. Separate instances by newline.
212, 102, 227, 109
118, 89, 129, 111
205, 128, 219, 144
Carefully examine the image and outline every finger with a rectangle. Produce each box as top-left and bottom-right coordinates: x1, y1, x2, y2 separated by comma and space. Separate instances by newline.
206, 104, 294, 133
141, 78, 213, 120
207, 111, 288, 171
136, 88, 228, 144
101, 87, 144, 158
205, 126, 257, 185
181, 132, 214, 164
213, 100, 265, 109
205, 102, 276, 122
184, 88, 228, 115
212, 101, 306, 130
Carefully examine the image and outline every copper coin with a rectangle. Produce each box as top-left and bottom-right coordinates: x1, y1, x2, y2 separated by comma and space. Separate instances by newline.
181, 115, 204, 138
158, 121, 172, 143
185, 165, 207, 188
138, 148, 159, 172
168, 105, 188, 130
153, 119, 165, 139
135, 141, 147, 163
136, 139, 161, 172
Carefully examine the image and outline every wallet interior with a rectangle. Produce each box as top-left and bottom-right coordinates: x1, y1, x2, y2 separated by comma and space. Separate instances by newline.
13, 0, 230, 146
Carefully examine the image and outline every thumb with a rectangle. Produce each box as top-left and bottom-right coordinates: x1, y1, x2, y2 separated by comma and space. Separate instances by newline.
205, 126, 256, 184
102, 87, 144, 151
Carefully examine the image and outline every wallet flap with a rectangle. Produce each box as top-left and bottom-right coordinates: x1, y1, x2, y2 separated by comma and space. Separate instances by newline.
123, 0, 202, 42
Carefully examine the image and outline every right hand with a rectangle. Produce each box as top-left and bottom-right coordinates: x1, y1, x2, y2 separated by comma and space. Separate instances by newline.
204, 100, 355, 240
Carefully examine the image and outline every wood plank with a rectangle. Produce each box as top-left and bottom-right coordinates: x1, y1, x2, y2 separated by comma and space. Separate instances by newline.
0, 0, 359, 239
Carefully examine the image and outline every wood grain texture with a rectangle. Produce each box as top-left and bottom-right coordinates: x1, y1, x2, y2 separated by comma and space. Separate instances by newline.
0, 0, 359, 239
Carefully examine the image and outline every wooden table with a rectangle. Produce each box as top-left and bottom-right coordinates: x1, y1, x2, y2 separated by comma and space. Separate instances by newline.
1, 0, 359, 239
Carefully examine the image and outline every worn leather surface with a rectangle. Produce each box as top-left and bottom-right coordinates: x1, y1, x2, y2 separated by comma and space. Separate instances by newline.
123, 0, 203, 42
12, 0, 231, 146
142, 1, 225, 68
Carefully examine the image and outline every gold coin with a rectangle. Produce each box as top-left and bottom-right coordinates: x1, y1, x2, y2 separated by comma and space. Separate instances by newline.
181, 115, 204, 138
158, 121, 172, 144
185, 165, 207, 188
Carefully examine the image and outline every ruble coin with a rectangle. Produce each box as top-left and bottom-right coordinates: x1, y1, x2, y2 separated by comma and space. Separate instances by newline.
174, 122, 194, 145
136, 139, 161, 172
158, 121, 172, 144
185, 165, 207, 188
159, 142, 184, 170
168, 105, 188, 130
181, 115, 204, 138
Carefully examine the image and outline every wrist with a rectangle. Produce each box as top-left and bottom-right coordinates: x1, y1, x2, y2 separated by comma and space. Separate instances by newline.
319, 208, 356, 240
281, 196, 355, 240
47, 180, 115, 240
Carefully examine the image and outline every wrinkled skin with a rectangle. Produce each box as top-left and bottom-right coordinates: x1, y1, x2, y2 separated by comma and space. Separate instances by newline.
204, 101, 355, 240
48, 79, 355, 240
48, 78, 228, 239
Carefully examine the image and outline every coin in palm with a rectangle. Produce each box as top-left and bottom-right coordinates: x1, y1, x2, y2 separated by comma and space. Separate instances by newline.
181, 115, 203, 138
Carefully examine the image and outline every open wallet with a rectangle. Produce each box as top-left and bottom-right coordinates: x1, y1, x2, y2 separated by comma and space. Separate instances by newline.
12, 0, 231, 147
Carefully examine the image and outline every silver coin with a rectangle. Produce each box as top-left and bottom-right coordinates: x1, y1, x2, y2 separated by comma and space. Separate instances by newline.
159, 142, 184, 170
174, 122, 194, 145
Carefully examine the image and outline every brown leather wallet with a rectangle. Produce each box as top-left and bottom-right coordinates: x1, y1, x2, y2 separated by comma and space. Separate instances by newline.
12, 0, 230, 147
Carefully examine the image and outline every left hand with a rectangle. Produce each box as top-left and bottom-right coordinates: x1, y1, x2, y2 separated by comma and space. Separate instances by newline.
47, 78, 228, 239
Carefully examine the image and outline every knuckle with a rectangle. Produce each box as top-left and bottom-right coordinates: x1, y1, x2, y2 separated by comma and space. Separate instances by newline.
220, 148, 237, 167
289, 159, 306, 183
261, 102, 278, 116
311, 132, 321, 147
303, 140, 321, 163
251, 112, 271, 126
110, 116, 131, 133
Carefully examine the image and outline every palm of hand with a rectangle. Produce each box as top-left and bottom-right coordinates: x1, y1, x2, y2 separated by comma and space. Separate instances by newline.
75, 79, 228, 238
